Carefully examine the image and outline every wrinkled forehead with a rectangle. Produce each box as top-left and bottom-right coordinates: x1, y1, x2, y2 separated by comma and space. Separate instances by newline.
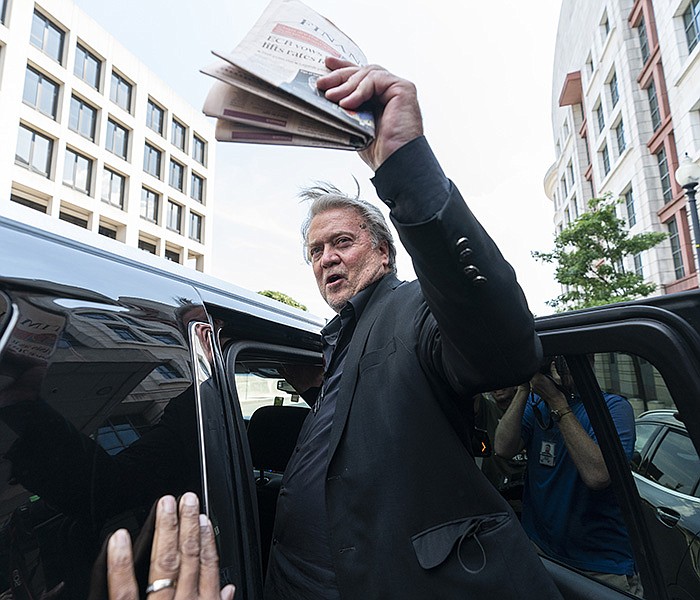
307, 206, 366, 242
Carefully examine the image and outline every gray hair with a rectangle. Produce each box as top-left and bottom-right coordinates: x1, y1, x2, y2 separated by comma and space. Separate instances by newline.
299, 182, 397, 272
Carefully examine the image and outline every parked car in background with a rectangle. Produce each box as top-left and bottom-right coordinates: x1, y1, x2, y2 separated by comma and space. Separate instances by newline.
2, 213, 700, 600
631, 410, 700, 597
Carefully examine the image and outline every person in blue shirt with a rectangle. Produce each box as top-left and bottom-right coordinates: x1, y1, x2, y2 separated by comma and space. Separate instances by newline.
494, 356, 641, 596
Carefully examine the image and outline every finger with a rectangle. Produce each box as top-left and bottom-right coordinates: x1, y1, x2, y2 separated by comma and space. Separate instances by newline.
316, 64, 361, 91
148, 495, 179, 599
323, 66, 393, 108
107, 529, 138, 600
220, 584, 236, 600
198, 514, 223, 598
325, 56, 358, 71
174, 493, 201, 599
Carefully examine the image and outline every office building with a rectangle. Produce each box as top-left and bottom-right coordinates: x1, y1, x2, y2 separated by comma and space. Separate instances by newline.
0, 0, 215, 270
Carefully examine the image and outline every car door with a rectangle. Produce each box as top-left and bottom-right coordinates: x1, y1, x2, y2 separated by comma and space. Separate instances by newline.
533, 295, 700, 600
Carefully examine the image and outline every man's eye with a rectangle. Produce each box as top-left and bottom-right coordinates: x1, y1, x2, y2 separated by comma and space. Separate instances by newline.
336, 237, 352, 247
309, 247, 322, 259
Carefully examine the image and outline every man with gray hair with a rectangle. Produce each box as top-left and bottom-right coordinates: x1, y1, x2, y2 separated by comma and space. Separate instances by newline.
265, 58, 562, 600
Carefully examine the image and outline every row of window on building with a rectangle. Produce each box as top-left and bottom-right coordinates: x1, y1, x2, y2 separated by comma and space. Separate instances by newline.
15, 123, 203, 240
21, 8, 208, 160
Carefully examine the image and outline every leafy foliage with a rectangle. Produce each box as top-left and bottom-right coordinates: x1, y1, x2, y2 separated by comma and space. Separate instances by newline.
257, 290, 307, 311
532, 195, 667, 311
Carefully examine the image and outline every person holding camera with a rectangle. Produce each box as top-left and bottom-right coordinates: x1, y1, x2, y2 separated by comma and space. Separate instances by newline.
494, 356, 640, 595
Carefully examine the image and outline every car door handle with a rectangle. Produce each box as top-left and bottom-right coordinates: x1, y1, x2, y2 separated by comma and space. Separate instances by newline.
655, 506, 681, 528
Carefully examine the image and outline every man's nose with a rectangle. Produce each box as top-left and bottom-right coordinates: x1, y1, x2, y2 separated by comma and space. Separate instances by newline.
320, 245, 340, 267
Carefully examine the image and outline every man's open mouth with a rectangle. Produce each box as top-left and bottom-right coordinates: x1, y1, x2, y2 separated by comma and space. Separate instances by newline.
326, 274, 344, 286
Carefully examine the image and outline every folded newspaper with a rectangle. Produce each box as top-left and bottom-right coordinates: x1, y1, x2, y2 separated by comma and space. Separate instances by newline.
201, 0, 375, 149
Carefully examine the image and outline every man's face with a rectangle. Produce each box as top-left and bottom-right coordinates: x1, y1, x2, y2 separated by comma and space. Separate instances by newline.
307, 207, 389, 313
491, 386, 517, 410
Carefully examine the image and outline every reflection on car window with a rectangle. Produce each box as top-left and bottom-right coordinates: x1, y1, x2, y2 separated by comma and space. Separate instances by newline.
646, 430, 700, 496
0, 290, 198, 599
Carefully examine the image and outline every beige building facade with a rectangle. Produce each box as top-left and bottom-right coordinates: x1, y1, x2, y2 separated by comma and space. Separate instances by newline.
545, 0, 700, 295
0, 0, 215, 271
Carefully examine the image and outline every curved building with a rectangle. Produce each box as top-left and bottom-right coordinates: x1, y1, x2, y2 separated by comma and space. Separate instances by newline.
545, 0, 700, 294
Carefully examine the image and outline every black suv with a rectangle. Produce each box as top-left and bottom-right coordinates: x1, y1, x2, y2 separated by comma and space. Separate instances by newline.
2, 214, 700, 600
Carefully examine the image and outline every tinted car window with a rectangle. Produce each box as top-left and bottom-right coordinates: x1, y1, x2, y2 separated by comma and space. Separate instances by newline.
646, 430, 700, 497
632, 423, 658, 471
0, 289, 198, 599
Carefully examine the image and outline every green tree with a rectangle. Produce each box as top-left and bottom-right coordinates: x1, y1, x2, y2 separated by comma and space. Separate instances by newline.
532, 195, 667, 311
257, 290, 307, 311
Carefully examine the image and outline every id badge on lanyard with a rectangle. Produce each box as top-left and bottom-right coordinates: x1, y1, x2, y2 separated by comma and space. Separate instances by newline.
539, 441, 556, 467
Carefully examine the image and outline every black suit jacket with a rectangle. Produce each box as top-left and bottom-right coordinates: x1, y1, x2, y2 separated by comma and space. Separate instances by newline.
323, 179, 563, 599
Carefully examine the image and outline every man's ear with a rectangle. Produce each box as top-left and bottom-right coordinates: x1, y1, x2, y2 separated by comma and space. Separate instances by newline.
378, 240, 390, 268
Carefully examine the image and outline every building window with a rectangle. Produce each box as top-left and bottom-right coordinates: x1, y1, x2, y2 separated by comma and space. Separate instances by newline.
562, 119, 570, 139
106, 119, 129, 159
110, 71, 132, 112
596, 102, 604, 134
683, 0, 700, 53
172, 119, 186, 151
15, 125, 53, 177
169, 160, 184, 191
59, 210, 88, 229
23, 66, 59, 119
30, 11, 64, 63
99, 224, 117, 239
1, 0, 7, 25
634, 253, 643, 277
609, 72, 619, 107
63, 149, 92, 194
657, 147, 673, 202
110, 325, 142, 340
638, 18, 650, 63
601, 13, 610, 37
571, 196, 578, 219
190, 173, 204, 202
564, 207, 571, 225
193, 134, 206, 165
567, 162, 575, 186
615, 120, 626, 154
146, 100, 164, 135
156, 364, 182, 380
138, 239, 157, 254
189, 212, 203, 242
141, 188, 159, 222
11, 194, 47, 213
625, 188, 636, 227
586, 53, 594, 76
74, 44, 101, 89
164, 249, 180, 264
143, 143, 162, 178
601, 144, 610, 175
647, 81, 661, 131
69, 96, 97, 141
668, 218, 685, 279
102, 169, 125, 209
166, 200, 182, 233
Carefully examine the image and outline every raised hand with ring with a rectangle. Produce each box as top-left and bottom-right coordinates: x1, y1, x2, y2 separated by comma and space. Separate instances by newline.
106, 493, 235, 600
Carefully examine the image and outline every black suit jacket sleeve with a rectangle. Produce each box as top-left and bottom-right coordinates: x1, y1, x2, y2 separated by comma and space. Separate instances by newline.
372, 136, 542, 395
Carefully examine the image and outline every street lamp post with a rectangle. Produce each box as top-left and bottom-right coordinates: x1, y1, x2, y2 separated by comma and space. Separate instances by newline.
675, 153, 700, 270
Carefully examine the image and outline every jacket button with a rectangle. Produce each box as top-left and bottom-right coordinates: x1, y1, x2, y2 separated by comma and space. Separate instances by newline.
472, 275, 488, 286
458, 248, 473, 263
463, 265, 480, 278
455, 237, 470, 253
272, 537, 279, 545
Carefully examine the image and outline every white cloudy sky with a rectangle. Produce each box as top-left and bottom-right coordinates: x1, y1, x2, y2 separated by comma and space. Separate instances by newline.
75, 0, 563, 319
